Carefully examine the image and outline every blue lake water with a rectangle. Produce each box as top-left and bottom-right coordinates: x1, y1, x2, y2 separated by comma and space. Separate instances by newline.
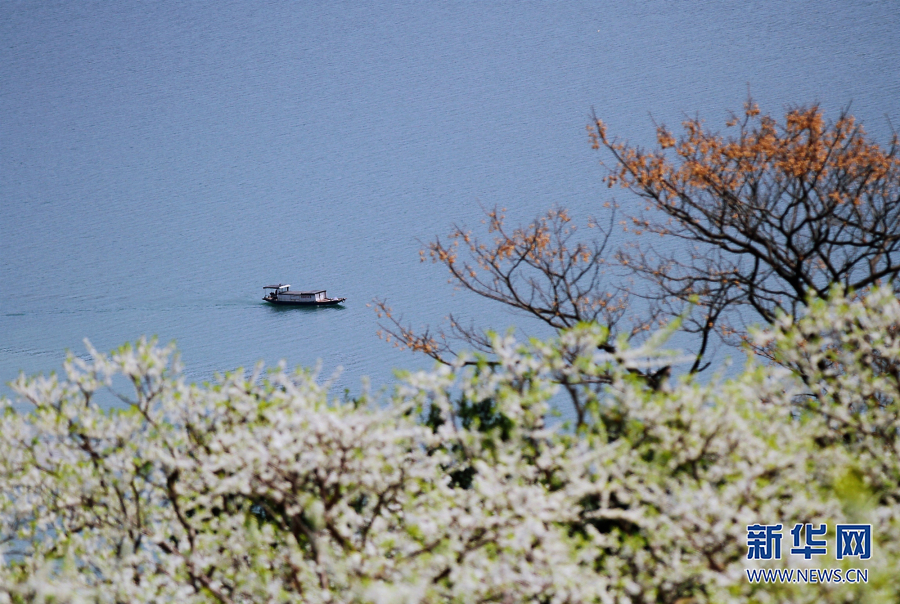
2, 1, 898, 401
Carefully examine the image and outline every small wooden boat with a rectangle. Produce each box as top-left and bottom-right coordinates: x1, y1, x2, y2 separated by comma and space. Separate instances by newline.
263, 284, 346, 306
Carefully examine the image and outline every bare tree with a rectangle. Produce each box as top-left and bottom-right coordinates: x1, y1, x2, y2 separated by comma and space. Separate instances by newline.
373, 207, 656, 423
378, 99, 900, 382
373, 207, 628, 364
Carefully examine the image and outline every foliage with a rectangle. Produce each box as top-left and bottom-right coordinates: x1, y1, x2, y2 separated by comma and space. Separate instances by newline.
3, 289, 900, 603
594, 100, 900, 370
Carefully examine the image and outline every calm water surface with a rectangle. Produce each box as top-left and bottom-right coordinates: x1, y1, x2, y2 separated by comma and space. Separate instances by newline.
2, 1, 898, 402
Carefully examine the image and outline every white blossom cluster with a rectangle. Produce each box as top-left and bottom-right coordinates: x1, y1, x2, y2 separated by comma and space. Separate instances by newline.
1, 289, 898, 603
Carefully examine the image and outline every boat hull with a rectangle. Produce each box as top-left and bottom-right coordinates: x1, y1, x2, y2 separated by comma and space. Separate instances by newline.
263, 297, 346, 306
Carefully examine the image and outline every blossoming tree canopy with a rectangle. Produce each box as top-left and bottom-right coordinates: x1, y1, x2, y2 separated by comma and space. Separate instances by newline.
2, 288, 900, 603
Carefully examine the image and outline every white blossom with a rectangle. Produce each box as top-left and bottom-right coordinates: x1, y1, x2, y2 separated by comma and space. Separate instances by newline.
0, 288, 899, 602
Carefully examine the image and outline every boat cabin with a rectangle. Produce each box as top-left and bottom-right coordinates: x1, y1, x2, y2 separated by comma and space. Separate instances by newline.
263, 284, 329, 303
284, 290, 327, 302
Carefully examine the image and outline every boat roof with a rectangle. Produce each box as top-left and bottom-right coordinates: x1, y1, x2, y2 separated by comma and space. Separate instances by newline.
263, 285, 328, 295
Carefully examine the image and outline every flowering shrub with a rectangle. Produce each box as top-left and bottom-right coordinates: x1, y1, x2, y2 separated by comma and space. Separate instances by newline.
1, 289, 899, 603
